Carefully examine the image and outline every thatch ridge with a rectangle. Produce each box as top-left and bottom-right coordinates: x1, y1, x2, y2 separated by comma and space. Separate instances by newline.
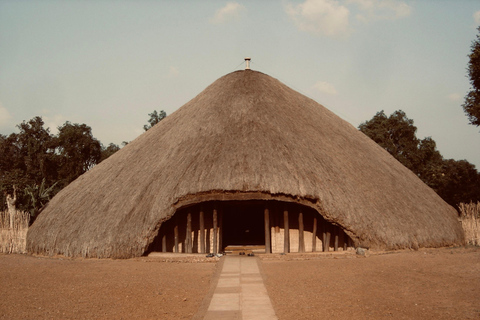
26, 70, 464, 258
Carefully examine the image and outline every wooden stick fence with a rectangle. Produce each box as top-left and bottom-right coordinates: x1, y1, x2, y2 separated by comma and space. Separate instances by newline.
0, 210, 30, 254
459, 202, 480, 246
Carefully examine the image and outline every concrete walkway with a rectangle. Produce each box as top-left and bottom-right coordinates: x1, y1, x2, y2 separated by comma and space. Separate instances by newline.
203, 255, 278, 320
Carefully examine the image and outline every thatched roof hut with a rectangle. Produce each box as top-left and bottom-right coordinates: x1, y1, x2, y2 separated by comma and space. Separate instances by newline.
26, 70, 464, 258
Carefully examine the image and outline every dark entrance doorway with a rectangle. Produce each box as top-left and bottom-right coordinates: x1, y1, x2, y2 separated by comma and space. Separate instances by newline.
222, 203, 265, 247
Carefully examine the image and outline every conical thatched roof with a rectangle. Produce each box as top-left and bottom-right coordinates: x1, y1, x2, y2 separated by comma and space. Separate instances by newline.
27, 70, 464, 258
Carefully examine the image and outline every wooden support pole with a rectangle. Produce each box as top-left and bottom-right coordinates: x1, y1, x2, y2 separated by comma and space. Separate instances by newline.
213, 207, 218, 254
273, 204, 280, 234
312, 216, 317, 252
284, 209, 290, 253
334, 226, 339, 252
264, 207, 271, 254
162, 234, 166, 253
174, 223, 179, 253
199, 208, 205, 254
298, 211, 305, 253
346, 232, 353, 249
343, 231, 348, 251
218, 208, 223, 253
322, 221, 327, 252
186, 212, 192, 253
324, 224, 331, 252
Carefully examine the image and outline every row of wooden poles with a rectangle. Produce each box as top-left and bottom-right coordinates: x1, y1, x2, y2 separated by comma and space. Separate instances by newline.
161, 206, 350, 254
158, 208, 221, 254
269, 207, 350, 254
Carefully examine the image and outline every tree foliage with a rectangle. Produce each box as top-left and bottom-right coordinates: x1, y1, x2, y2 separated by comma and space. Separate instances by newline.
100, 143, 121, 162
464, 26, 480, 127
24, 178, 58, 218
143, 110, 167, 131
1, 108, 171, 220
359, 110, 480, 207
55, 122, 102, 184
0, 116, 119, 221
0, 117, 58, 215
435, 160, 480, 206
358, 110, 420, 170
1, 110, 164, 218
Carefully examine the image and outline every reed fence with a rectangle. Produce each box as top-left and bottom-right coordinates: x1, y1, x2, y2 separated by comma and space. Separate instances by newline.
459, 202, 480, 246
0, 210, 30, 254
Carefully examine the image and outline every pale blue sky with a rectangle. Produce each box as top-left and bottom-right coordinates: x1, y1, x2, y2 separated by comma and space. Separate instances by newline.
1, 0, 479, 168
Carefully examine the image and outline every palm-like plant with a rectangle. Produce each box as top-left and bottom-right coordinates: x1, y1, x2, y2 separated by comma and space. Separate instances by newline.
24, 179, 57, 218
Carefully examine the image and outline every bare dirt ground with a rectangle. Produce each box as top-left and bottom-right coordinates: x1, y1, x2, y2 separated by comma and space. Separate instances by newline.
0, 254, 217, 320
260, 246, 480, 320
1, 247, 479, 320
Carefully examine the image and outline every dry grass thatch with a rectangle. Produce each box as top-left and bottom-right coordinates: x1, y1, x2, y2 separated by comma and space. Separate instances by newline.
1, 210, 30, 254
459, 202, 480, 246
26, 70, 464, 258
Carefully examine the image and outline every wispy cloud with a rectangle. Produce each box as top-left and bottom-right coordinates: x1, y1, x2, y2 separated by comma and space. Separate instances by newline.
44, 114, 69, 133
0, 102, 12, 127
347, 0, 412, 23
168, 66, 179, 78
210, 2, 246, 24
447, 93, 461, 102
285, 0, 350, 37
474, 10, 480, 25
285, 0, 411, 37
313, 81, 338, 95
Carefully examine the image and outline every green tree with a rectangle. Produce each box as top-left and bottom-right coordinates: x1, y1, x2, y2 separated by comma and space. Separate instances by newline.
23, 178, 58, 219
415, 137, 444, 191
0, 116, 120, 217
359, 110, 480, 207
464, 26, 480, 127
100, 143, 120, 162
0, 118, 57, 211
436, 160, 480, 206
143, 110, 166, 131
358, 110, 421, 171
55, 122, 102, 185
0, 133, 24, 193
16, 117, 56, 184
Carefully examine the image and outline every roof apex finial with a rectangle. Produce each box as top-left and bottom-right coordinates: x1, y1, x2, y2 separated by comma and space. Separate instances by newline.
245, 57, 251, 70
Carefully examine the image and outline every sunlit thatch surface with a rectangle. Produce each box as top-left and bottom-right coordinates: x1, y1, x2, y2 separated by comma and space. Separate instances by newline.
27, 70, 464, 258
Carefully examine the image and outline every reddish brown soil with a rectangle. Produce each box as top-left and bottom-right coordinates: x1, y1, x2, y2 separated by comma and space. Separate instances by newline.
0, 254, 217, 319
1, 248, 479, 320
260, 247, 480, 320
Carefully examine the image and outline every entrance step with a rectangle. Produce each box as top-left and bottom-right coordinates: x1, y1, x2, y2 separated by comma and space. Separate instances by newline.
224, 245, 265, 255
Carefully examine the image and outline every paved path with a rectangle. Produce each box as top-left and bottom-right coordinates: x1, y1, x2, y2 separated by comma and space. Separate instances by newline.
203, 255, 278, 320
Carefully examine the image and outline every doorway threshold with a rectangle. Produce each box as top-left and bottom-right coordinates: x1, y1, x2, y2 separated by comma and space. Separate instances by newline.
224, 245, 266, 255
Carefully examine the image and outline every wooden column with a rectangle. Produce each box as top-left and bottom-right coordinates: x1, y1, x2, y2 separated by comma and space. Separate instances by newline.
162, 234, 166, 253
199, 208, 205, 254
213, 207, 218, 254
343, 231, 348, 251
312, 216, 317, 252
324, 224, 331, 252
346, 232, 353, 250
284, 209, 290, 253
174, 223, 179, 253
334, 226, 339, 252
322, 221, 326, 252
218, 208, 223, 253
298, 211, 305, 253
264, 207, 271, 254
186, 212, 192, 253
